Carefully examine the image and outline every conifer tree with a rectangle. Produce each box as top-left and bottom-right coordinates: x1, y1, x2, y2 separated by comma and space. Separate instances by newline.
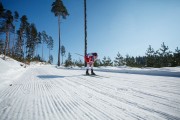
134, 56, 146, 67
158, 42, 171, 67
102, 56, 113, 66
0, 39, 4, 54
102, 56, 107, 66
125, 55, 136, 67
65, 52, 73, 67
41, 31, 48, 60
75, 59, 84, 67
47, 36, 54, 62
3, 10, 13, 59
49, 55, 53, 64
94, 59, 101, 67
26, 23, 37, 61
114, 52, 124, 66
51, 0, 69, 66
174, 47, 180, 66
12, 11, 19, 56
15, 15, 29, 60
61, 45, 65, 64
0, 2, 5, 33
145, 45, 155, 67
36, 32, 42, 56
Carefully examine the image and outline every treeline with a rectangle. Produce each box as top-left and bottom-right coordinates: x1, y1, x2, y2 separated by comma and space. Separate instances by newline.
101, 42, 180, 68
65, 42, 180, 68
0, 2, 54, 64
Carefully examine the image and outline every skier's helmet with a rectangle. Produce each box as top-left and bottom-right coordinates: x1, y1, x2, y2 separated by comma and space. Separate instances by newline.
93, 53, 98, 56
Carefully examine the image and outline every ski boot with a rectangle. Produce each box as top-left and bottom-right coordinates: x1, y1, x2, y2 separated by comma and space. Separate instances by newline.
91, 69, 96, 75
86, 69, 90, 75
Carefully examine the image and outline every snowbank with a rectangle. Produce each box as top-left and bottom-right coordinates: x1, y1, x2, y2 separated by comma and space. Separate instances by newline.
94, 66, 180, 77
62, 65, 180, 78
0, 55, 26, 90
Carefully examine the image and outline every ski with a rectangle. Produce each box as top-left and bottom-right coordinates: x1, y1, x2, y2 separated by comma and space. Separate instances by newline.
82, 74, 109, 78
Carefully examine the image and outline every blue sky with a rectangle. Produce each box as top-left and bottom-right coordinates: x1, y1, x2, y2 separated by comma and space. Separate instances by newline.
2, 0, 180, 64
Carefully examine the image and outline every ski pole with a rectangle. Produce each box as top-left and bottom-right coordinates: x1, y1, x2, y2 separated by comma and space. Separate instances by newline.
74, 53, 84, 57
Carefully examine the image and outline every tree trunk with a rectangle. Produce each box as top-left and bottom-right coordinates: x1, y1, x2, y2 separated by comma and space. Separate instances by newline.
24, 37, 26, 63
8, 32, 10, 56
4, 31, 9, 60
62, 55, 63, 65
19, 30, 23, 59
49, 48, 50, 62
36, 44, 38, 57
42, 43, 43, 61
58, 15, 61, 66
84, 0, 87, 67
12, 28, 16, 56
61, 54, 64, 65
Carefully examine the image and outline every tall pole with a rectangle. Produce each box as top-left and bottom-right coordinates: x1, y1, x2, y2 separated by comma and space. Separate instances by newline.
84, 0, 87, 67
58, 15, 61, 66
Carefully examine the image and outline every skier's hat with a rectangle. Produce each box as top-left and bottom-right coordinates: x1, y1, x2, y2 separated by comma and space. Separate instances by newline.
92, 52, 98, 56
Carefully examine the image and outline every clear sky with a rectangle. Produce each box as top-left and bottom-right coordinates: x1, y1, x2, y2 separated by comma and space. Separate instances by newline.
2, 0, 180, 64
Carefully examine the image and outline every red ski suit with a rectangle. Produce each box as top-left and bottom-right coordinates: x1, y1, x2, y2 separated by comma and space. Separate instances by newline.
84, 54, 95, 65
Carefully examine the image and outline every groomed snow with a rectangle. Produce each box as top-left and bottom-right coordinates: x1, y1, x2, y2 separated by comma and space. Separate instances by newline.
0, 56, 180, 120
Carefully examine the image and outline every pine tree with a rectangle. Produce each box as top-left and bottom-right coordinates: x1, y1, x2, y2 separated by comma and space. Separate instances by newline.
102, 56, 113, 66
15, 30, 23, 60
3, 10, 14, 59
0, 39, 4, 54
51, 0, 69, 66
94, 59, 101, 67
114, 52, 124, 66
125, 55, 136, 67
48, 55, 53, 64
15, 15, 29, 61
145, 45, 155, 67
12, 11, 19, 56
135, 56, 146, 67
47, 36, 54, 62
0, 2, 6, 33
74, 59, 84, 67
61, 45, 65, 64
41, 31, 48, 60
26, 23, 37, 61
35, 32, 42, 56
65, 52, 73, 67
125, 54, 130, 66
174, 47, 180, 66
102, 56, 107, 66
158, 42, 171, 67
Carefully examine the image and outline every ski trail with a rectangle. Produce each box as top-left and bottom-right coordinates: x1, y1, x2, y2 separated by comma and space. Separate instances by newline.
0, 66, 180, 120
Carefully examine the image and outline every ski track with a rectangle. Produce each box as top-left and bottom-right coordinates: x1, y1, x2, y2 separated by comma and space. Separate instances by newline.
0, 66, 180, 120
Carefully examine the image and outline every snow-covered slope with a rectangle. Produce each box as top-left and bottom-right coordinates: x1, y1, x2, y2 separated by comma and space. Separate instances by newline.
0, 55, 26, 90
94, 66, 180, 77
0, 56, 180, 120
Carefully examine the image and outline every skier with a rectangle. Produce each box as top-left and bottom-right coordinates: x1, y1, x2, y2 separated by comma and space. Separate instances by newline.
84, 52, 98, 75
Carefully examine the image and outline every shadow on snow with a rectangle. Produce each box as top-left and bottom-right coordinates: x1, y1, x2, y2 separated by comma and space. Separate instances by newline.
37, 75, 83, 79
37, 75, 65, 79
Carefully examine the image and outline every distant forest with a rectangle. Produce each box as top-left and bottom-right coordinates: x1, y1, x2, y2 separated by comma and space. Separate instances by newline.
65, 42, 180, 68
0, 2, 54, 64
0, 2, 180, 68
99, 42, 180, 68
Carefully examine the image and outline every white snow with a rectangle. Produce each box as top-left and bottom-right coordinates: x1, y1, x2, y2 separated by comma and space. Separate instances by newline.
94, 66, 180, 77
0, 55, 180, 120
0, 55, 26, 91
